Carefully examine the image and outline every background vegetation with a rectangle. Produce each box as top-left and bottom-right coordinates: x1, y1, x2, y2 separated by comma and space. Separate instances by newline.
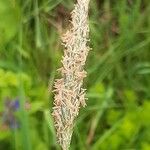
0, 0, 150, 149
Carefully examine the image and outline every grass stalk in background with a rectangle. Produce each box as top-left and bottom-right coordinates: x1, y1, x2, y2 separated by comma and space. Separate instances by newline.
18, 25, 32, 150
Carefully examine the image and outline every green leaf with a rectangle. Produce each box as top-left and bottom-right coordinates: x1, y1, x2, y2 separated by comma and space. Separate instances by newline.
0, 0, 20, 46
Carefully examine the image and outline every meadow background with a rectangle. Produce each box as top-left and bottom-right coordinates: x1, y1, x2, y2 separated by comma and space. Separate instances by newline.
0, 0, 150, 149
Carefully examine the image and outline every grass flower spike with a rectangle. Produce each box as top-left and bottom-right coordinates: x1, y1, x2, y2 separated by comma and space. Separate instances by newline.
52, 0, 90, 149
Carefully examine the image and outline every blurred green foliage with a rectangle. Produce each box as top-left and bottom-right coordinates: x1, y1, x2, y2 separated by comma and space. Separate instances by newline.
0, 0, 150, 150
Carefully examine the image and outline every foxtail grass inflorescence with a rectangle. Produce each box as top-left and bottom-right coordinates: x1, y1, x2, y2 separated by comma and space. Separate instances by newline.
52, 0, 90, 149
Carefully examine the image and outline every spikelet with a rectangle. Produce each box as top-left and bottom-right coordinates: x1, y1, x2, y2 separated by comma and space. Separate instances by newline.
52, 0, 90, 149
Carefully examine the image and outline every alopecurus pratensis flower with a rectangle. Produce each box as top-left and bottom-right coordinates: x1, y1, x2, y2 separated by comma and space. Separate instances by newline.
52, 0, 91, 149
